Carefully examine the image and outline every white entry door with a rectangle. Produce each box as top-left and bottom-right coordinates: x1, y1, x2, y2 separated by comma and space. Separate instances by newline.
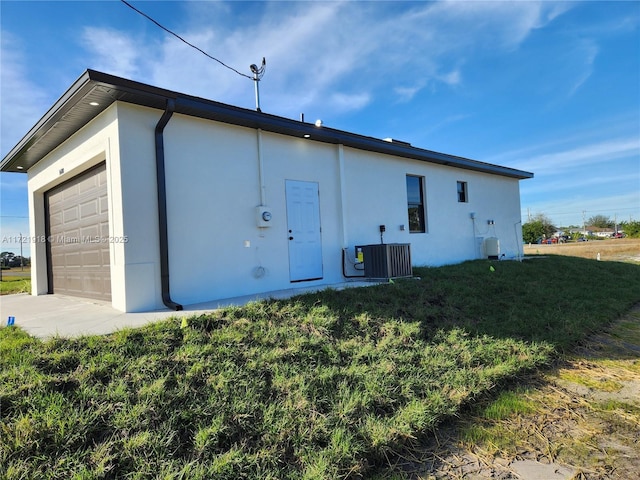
285, 180, 323, 282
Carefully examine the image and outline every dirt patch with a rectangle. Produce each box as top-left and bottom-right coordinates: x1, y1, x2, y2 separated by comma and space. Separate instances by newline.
524, 238, 640, 263
394, 305, 640, 479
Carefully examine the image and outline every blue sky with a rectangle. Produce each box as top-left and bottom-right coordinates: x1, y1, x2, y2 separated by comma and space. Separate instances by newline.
1, 0, 639, 257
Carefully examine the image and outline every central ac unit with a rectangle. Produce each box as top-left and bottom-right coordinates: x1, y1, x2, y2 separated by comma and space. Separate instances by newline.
355, 243, 412, 279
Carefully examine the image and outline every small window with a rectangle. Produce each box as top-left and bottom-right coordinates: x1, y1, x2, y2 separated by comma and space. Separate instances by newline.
406, 175, 426, 233
457, 181, 468, 203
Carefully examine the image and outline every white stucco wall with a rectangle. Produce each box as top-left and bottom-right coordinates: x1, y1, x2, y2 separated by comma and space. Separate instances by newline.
114, 104, 162, 312
161, 112, 346, 305
27, 101, 526, 312
26, 104, 125, 308
107, 104, 351, 310
341, 147, 524, 267
156, 108, 524, 307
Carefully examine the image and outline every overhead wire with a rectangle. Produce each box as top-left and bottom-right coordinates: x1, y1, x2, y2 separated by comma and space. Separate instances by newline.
119, 0, 253, 80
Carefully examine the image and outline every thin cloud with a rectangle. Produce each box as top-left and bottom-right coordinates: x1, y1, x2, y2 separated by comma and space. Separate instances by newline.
73, 1, 573, 117
0, 33, 50, 157
407, 1, 573, 52
522, 171, 637, 195
394, 85, 423, 103
0, 174, 28, 193
81, 27, 142, 79
517, 137, 639, 175
439, 69, 461, 86
423, 113, 473, 136
487, 111, 640, 166
568, 40, 599, 97
328, 92, 371, 112
522, 190, 640, 226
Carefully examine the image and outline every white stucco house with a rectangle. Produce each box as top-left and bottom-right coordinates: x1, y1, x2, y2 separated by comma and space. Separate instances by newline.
1, 70, 533, 312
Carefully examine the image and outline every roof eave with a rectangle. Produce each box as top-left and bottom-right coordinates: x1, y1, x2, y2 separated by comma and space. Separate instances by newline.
1, 69, 534, 180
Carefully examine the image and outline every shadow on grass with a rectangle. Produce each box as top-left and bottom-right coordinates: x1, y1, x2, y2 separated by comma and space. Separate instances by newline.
387, 304, 640, 479
1, 256, 638, 479
256, 256, 640, 350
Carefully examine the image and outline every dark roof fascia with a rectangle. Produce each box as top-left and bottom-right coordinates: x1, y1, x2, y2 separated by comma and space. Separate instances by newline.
1, 71, 94, 172
1, 69, 534, 180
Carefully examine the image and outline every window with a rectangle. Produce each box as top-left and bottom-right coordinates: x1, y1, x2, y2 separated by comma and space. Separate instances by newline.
457, 181, 468, 203
406, 175, 426, 233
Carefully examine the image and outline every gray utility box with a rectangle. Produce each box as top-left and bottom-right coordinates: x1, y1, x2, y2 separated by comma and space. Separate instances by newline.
356, 243, 412, 279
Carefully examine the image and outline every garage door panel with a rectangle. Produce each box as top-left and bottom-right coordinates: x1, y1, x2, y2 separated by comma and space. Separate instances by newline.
99, 195, 109, 214
78, 178, 97, 194
49, 212, 63, 228
80, 198, 99, 219
80, 224, 100, 239
81, 250, 103, 267
51, 252, 65, 267
100, 221, 110, 237
63, 205, 79, 224
65, 251, 82, 267
46, 163, 111, 301
62, 184, 79, 201
63, 273, 83, 293
84, 274, 107, 296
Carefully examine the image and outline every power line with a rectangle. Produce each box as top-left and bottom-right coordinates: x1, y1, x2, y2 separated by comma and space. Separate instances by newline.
119, 0, 253, 80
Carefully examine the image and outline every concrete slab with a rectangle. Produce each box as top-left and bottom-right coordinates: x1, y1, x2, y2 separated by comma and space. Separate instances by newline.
0, 280, 378, 339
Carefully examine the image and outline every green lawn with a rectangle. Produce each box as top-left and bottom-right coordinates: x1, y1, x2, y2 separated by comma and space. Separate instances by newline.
0, 276, 30, 295
1, 256, 639, 479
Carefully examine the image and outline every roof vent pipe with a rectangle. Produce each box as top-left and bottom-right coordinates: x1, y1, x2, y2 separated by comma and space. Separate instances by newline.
155, 98, 183, 311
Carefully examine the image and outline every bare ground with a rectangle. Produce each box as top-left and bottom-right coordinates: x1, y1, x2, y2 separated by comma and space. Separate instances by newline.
389, 241, 640, 479
392, 305, 640, 479
523, 238, 640, 264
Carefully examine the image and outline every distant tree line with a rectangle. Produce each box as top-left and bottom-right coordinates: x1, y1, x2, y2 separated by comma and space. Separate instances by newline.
522, 214, 640, 243
522, 214, 556, 244
0, 252, 30, 268
622, 220, 640, 238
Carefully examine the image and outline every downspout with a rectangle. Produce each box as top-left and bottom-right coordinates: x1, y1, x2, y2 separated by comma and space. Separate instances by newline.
155, 98, 183, 311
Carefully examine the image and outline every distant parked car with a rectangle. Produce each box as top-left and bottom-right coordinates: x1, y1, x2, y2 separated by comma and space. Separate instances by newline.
577, 237, 588, 242
612, 232, 625, 238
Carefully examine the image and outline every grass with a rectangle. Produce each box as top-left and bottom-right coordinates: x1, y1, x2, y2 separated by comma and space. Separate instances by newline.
406, 305, 640, 478
1, 255, 639, 479
557, 370, 623, 392
0, 276, 30, 295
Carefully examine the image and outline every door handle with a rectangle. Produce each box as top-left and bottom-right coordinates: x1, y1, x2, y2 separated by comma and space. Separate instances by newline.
289, 236, 294, 240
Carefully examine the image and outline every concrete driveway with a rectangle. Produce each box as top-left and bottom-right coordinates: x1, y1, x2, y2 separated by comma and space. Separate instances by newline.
0, 281, 376, 339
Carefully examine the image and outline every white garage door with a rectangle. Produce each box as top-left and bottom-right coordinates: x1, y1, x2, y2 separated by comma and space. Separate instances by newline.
45, 163, 111, 301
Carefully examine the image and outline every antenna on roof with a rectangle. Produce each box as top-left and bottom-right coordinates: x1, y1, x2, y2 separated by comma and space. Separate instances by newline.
250, 57, 266, 112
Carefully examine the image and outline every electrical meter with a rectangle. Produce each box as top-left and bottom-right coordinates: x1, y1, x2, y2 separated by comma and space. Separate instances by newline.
256, 206, 272, 228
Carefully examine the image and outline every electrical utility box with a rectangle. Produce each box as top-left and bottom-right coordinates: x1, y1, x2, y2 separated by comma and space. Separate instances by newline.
355, 243, 412, 279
